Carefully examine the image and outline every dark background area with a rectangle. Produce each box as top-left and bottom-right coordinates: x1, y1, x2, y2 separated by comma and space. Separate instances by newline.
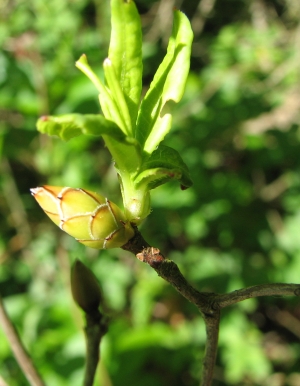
1, 0, 300, 385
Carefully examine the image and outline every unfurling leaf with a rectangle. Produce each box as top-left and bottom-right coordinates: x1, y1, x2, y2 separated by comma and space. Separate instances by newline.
136, 10, 193, 153
134, 145, 193, 190
36, 114, 127, 141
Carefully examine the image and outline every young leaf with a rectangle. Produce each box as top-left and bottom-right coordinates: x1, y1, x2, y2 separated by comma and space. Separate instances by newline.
108, 0, 143, 130
37, 114, 142, 174
134, 167, 182, 191
37, 114, 127, 141
76, 55, 129, 136
103, 58, 132, 135
134, 144, 193, 190
136, 10, 193, 153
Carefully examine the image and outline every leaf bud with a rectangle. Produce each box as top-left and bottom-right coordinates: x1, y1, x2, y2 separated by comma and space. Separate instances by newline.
71, 259, 102, 314
30, 186, 134, 249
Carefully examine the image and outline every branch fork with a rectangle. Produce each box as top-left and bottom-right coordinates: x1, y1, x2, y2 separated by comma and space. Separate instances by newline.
122, 228, 300, 386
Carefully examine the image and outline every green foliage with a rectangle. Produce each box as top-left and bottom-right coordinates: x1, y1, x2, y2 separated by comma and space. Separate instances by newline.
36, 1, 193, 224
1, 0, 300, 385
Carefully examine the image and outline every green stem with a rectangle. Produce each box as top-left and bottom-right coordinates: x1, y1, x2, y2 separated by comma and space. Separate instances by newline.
83, 311, 108, 386
119, 175, 150, 223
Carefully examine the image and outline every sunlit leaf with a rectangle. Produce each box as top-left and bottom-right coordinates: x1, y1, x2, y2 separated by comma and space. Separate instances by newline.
108, 0, 143, 129
136, 10, 193, 153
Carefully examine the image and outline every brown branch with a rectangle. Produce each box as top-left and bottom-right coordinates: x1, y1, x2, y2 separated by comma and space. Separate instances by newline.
122, 228, 300, 386
122, 228, 216, 314
122, 229, 220, 386
217, 283, 300, 308
70, 259, 109, 386
201, 311, 220, 386
0, 294, 45, 386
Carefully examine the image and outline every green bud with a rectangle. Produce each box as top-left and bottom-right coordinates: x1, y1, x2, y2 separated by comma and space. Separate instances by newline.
71, 259, 102, 314
30, 185, 135, 249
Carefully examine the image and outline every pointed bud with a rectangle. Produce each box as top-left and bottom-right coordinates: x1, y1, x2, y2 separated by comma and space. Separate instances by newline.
30, 186, 134, 249
71, 259, 102, 314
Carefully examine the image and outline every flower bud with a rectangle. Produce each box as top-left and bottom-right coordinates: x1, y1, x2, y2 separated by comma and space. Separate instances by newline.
30, 185, 134, 249
71, 259, 102, 314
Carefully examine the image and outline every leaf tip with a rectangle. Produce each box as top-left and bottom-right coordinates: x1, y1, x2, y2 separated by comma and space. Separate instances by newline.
76, 54, 88, 67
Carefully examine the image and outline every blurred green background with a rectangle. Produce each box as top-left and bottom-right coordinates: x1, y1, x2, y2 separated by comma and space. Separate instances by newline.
1, 0, 300, 385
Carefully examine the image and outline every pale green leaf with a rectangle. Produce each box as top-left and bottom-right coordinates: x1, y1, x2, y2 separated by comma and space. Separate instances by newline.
136, 10, 193, 153
108, 0, 143, 129
37, 113, 142, 174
